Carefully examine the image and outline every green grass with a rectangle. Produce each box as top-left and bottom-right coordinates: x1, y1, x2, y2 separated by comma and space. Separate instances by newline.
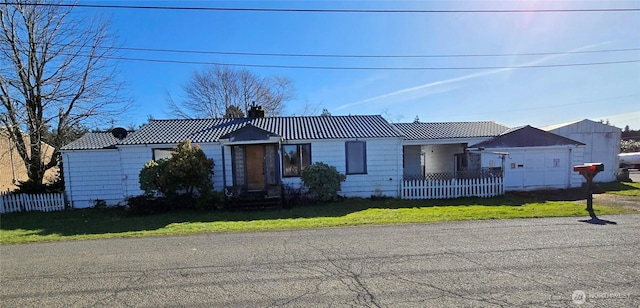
1, 192, 635, 244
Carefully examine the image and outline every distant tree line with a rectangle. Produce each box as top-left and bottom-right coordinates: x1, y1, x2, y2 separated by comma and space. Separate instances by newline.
621, 125, 640, 153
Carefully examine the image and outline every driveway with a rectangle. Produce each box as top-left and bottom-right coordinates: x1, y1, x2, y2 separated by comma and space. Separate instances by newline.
2, 215, 639, 307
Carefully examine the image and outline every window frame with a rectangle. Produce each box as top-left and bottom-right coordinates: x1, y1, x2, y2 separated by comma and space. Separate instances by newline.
345, 141, 367, 175
152, 148, 175, 161
281, 143, 312, 177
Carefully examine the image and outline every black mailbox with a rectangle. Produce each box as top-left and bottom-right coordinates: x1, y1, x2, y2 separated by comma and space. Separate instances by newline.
572, 163, 604, 212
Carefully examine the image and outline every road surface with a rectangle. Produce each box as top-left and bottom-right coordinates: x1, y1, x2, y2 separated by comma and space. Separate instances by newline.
2, 215, 639, 307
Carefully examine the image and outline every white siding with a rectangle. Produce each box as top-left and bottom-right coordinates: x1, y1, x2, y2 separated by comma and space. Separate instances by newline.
198, 143, 225, 191
64, 137, 405, 205
62, 149, 124, 208
480, 146, 584, 191
282, 138, 403, 198
118, 145, 155, 198
546, 120, 621, 182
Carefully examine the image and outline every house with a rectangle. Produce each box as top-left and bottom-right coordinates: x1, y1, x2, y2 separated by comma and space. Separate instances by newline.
392, 121, 510, 179
61, 113, 600, 208
469, 126, 585, 191
61, 114, 405, 208
541, 119, 621, 182
0, 127, 57, 192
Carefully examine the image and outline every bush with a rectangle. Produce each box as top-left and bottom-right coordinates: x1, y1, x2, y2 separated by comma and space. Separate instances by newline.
300, 162, 346, 202
139, 140, 214, 203
195, 191, 226, 210
125, 195, 171, 216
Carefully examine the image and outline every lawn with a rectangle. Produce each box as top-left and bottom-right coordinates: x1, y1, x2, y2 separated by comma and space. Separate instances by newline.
1, 189, 636, 244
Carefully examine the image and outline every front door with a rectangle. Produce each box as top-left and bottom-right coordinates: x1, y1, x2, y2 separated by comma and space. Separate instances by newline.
245, 145, 265, 191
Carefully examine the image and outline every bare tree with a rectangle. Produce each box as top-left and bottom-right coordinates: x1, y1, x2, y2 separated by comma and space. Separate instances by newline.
168, 65, 294, 118
0, 0, 127, 185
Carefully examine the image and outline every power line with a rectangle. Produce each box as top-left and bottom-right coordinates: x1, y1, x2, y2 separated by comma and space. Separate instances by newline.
441, 93, 640, 118
98, 55, 640, 70
83, 45, 640, 59
1, 2, 639, 13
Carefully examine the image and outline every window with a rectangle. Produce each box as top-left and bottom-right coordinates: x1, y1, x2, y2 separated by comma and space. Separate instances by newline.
282, 144, 311, 177
153, 148, 175, 161
346, 141, 367, 174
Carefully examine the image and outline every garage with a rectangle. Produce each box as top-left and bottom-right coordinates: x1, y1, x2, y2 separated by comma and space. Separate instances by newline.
470, 126, 586, 191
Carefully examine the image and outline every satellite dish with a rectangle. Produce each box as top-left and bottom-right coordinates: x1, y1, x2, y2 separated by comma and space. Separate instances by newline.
111, 127, 128, 139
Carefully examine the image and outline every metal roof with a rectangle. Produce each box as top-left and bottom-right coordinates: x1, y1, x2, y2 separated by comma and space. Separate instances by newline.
392, 121, 510, 140
120, 115, 404, 145
541, 119, 622, 133
469, 125, 585, 148
61, 132, 124, 150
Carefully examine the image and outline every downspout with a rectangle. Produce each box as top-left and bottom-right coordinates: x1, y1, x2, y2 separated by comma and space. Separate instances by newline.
118, 147, 128, 201
221, 145, 227, 190
62, 153, 73, 208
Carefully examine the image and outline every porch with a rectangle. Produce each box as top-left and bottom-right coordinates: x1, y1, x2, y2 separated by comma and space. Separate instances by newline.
401, 143, 504, 199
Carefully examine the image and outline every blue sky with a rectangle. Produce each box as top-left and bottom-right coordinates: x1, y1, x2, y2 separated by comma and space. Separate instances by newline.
77, 1, 639, 129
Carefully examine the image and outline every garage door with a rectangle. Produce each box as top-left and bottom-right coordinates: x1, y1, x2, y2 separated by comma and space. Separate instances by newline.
504, 149, 570, 191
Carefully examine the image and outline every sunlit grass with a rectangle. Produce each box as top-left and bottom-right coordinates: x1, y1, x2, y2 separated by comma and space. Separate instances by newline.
1, 195, 632, 244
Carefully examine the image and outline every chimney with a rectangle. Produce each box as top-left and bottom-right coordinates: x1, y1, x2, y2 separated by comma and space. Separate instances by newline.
247, 102, 265, 118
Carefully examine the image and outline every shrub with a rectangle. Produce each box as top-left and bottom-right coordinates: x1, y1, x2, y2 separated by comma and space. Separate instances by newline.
125, 195, 171, 216
195, 191, 226, 210
300, 162, 346, 202
138, 140, 214, 202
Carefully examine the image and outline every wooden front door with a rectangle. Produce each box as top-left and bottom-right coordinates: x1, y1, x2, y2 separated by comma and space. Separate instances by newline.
245, 145, 265, 191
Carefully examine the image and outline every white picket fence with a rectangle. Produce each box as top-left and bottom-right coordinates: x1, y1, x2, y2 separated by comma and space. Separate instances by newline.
402, 177, 504, 200
0, 193, 66, 213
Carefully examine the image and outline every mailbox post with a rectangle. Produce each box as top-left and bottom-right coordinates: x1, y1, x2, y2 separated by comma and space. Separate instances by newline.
573, 163, 604, 212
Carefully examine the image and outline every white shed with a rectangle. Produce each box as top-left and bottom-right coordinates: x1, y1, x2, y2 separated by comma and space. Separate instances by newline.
542, 119, 621, 182
470, 126, 585, 191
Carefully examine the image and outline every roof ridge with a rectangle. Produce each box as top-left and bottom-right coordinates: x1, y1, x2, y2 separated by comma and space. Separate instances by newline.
148, 115, 385, 122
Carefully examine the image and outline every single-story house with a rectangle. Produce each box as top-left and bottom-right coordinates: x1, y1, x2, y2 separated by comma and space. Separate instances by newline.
61, 113, 405, 208
541, 119, 621, 182
469, 126, 586, 191
61, 112, 596, 207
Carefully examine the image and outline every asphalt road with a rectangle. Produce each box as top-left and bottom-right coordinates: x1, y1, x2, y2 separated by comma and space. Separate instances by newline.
2, 215, 639, 307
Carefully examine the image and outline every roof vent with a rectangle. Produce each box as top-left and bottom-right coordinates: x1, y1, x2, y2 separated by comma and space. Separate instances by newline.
111, 127, 128, 139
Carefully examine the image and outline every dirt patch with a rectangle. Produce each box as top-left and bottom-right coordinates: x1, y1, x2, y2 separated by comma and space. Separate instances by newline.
592, 194, 640, 212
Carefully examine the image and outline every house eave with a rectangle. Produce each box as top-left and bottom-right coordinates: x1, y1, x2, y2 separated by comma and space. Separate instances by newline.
219, 136, 282, 145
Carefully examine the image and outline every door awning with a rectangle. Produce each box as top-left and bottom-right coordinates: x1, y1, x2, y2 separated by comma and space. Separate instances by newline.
218, 124, 282, 145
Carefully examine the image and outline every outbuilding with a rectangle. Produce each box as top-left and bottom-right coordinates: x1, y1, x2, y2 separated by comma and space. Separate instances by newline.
470, 126, 585, 191
542, 119, 621, 182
